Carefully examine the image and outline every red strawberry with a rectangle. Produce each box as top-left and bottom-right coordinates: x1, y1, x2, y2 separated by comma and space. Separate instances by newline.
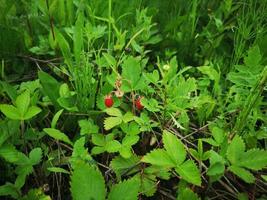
135, 96, 144, 110
105, 95, 114, 108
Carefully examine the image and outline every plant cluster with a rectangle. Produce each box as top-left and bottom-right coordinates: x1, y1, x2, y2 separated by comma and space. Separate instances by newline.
0, 0, 267, 200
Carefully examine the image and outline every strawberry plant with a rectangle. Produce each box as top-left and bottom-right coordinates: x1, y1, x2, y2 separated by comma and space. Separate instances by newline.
0, 0, 267, 199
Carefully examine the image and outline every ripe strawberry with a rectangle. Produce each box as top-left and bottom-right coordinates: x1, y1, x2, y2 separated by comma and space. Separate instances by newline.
104, 94, 114, 108
135, 96, 144, 110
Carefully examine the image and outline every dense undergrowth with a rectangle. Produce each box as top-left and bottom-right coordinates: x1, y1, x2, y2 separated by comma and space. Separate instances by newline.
0, 0, 267, 199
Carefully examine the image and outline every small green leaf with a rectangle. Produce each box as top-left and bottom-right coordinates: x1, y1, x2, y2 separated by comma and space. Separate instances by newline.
142, 149, 174, 167
163, 130, 186, 165
106, 140, 122, 153
228, 166, 255, 183
207, 162, 225, 176
51, 109, 64, 128
177, 188, 200, 200
24, 106, 41, 120
16, 90, 30, 116
108, 178, 140, 200
105, 108, 122, 117
175, 160, 201, 186
122, 135, 139, 147
92, 134, 105, 146
29, 148, 42, 165
227, 135, 245, 165
43, 128, 73, 146
104, 117, 122, 130
0, 104, 21, 120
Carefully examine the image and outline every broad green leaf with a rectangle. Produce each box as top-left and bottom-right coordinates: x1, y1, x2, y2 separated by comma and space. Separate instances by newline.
15, 90, 30, 116
108, 178, 140, 200
177, 188, 200, 200
207, 162, 225, 176
38, 71, 60, 107
54, 28, 72, 67
105, 108, 122, 117
24, 106, 41, 120
226, 135, 245, 165
51, 109, 64, 129
122, 135, 139, 147
71, 137, 93, 169
0, 144, 29, 164
238, 149, 267, 170
106, 140, 122, 153
123, 112, 135, 123
244, 45, 262, 68
78, 119, 99, 135
228, 166, 255, 183
175, 160, 201, 186
29, 148, 42, 165
103, 53, 117, 67
0, 104, 21, 120
15, 165, 33, 189
122, 56, 141, 89
104, 117, 122, 130
211, 127, 225, 144
163, 130, 186, 165
70, 163, 106, 200
119, 147, 132, 158
142, 149, 174, 167
92, 134, 105, 146
0, 183, 20, 199
47, 167, 70, 174
110, 155, 140, 178
43, 128, 73, 146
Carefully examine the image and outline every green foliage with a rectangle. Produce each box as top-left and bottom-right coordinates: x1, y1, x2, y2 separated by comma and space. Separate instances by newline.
0, 0, 267, 199
142, 131, 201, 186
70, 163, 106, 200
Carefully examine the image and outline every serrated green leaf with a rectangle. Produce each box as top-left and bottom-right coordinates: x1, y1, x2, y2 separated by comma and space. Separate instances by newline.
70, 163, 106, 200
29, 148, 42, 165
211, 127, 225, 144
106, 140, 122, 153
79, 119, 99, 135
177, 188, 200, 200
207, 162, 225, 176
228, 166, 255, 183
0, 104, 21, 120
24, 106, 41, 120
43, 128, 73, 146
16, 90, 30, 116
92, 134, 105, 146
122, 135, 139, 147
105, 108, 122, 117
122, 56, 141, 89
108, 178, 140, 200
123, 112, 134, 123
110, 155, 140, 178
227, 135, 245, 165
238, 149, 267, 170
104, 117, 122, 130
163, 130, 186, 165
142, 149, 174, 167
0, 183, 20, 199
175, 160, 201, 186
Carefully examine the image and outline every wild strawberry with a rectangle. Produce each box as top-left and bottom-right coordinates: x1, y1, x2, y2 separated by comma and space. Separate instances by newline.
104, 94, 114, 108
135, 96, 144, 110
